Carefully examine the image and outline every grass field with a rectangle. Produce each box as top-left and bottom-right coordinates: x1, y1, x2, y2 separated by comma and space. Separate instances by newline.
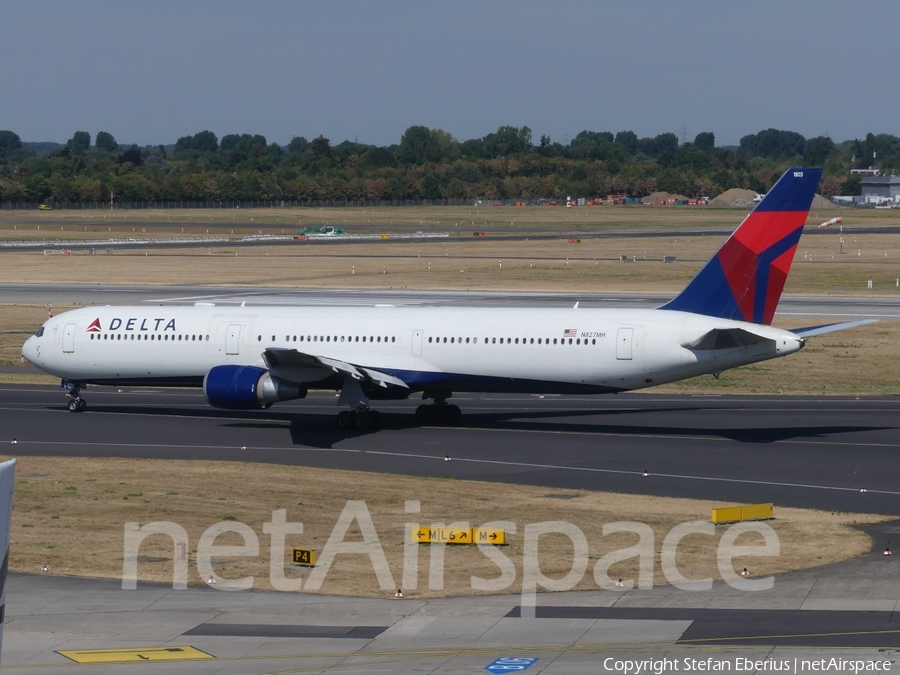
0, 201, 891, 236
6, 456, 885, 597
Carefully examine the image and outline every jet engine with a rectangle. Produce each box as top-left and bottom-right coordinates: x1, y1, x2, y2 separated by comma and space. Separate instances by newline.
203, 365, 307, 410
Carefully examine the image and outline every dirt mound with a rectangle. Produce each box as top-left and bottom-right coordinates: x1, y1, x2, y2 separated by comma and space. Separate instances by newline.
709, 188, 758, 207
641, 191, 690, 204
641, 191, 672, 204
811, 194, 838, 210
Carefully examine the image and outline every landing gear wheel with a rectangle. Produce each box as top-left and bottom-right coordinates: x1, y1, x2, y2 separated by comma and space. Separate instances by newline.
77, 398, 87, 412
337, 410, 355, 429
416, 404, 436, 425
436, 404, 461, 426
442, 404, 461, 426
68, 398, 86, 413
355, 411, 372, 430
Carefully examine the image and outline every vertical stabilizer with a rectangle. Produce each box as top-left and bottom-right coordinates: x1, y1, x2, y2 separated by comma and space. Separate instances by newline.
660, 168, 822, 324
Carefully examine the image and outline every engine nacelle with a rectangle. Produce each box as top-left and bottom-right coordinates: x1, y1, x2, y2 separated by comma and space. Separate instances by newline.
203, 365, 307, 410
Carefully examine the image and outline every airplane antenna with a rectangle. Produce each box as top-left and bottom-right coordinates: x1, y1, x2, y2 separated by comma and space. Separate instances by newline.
573, 301, 579, 309
241, 301, 246, 307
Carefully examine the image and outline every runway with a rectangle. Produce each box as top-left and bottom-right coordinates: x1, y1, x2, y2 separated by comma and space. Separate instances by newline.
3, 385, 899, 514
3, 282, 900, 320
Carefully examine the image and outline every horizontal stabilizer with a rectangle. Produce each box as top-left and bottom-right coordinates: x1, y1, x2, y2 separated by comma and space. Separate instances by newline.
789, 319, 878, 338
683, 327, 773, 351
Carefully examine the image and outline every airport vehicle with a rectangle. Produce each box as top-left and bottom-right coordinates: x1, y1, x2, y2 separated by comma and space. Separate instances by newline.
22, 168, 870, 429
38, 204, 52, 211
296, 226, 345, 237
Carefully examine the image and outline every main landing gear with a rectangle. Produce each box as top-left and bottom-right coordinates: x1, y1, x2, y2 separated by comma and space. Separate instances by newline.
415, 391, 461, 426
337, 406, 382, 431
335, 376, 382, 431
65, 382, 87, 413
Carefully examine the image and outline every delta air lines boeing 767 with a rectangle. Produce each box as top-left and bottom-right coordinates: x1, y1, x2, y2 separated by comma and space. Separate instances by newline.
21, 168, 871, 429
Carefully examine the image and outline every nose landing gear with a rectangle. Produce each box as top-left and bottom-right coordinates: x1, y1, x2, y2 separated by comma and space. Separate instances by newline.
67, 398, 87, 412
64, 381, 87, 412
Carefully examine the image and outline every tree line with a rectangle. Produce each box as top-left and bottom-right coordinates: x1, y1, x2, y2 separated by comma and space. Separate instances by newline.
0, 125, 897, 205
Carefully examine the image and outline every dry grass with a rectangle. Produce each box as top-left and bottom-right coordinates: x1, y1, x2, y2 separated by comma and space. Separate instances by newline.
0, 203, 882, 233
5, 456, 885, 598
1, 220, 900, 297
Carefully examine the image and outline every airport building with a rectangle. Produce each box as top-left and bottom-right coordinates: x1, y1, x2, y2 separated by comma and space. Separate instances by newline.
861, 175, 900, 203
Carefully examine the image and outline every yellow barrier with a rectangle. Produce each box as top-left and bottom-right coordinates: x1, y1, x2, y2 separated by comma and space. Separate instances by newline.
711, 503, 774, 524
741, 503, 774, 521
711, 506, 743, 524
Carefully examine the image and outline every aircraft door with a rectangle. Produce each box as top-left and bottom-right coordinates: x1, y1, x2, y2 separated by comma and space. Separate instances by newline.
63, 323, 77, 353
616, 327, 633, 360
412, 329, 423, 356
225, 324, 241, 355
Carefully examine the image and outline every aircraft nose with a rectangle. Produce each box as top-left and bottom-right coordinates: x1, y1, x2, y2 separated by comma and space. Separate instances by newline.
22, 335, 38, 364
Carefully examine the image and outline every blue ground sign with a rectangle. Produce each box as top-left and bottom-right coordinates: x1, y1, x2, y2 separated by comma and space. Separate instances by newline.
485, 656, 539, 672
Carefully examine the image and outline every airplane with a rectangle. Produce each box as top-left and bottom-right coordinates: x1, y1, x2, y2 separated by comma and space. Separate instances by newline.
21, 168, 873, 430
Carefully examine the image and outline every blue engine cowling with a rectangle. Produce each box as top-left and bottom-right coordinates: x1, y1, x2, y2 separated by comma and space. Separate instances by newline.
203, 365, 307, 410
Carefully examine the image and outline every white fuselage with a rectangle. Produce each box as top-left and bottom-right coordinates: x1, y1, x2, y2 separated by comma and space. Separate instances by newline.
22, 304, 803, 396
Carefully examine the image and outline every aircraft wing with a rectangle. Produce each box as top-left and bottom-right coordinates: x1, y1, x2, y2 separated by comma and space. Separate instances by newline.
789, 319, 878, 338
682, 327, 774, 351
262, 348, 409, 389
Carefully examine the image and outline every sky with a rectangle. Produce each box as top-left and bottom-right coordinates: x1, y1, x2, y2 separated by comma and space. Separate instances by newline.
1, 1, 896, 148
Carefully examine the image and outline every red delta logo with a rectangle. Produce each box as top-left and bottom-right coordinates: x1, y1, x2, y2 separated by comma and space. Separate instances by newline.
86, 318, 102, 333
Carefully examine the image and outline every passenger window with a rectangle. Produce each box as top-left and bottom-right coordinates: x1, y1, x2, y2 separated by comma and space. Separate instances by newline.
492, 337, 496, 344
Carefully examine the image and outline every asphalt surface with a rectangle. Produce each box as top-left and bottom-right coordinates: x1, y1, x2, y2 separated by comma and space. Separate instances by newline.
3, 385, 899, 514
3, 283, 900, 320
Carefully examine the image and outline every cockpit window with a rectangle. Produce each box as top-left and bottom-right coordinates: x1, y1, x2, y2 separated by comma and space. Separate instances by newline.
35, 326, 45, 337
